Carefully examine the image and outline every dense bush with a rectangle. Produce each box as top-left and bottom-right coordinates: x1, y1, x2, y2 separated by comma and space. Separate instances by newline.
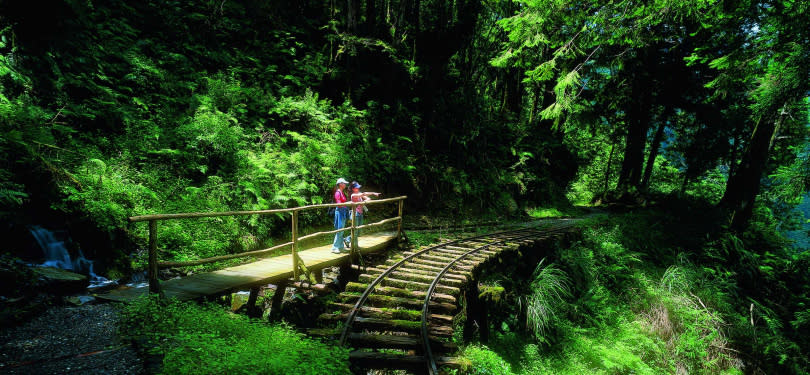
459, 210, 810, 374
459, 344, 512, 375
118, 296, 351, 375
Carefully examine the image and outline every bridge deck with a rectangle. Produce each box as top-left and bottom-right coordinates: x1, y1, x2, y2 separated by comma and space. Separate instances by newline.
98, 231, 398, 302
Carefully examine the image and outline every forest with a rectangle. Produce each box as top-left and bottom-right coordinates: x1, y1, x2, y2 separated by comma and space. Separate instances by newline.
1, 0, 809, 374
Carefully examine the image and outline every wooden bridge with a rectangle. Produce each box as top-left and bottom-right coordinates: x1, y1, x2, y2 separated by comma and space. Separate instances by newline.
96, 197, 584, 374
98, 196, 407, 304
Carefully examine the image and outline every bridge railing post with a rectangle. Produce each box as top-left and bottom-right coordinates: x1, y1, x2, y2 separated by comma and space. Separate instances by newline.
350, 204, 357, 256
291, 210, 298, 279
147, 219, 163, 298
397, 199, 404, 241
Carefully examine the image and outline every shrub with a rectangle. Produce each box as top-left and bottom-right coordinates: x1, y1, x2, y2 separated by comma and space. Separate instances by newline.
460, 344, 513, 375
118, 296, 351, 375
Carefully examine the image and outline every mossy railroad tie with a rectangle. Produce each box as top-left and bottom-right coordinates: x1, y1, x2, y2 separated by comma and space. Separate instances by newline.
344, 282, 457, 304
312, 246, 499, 370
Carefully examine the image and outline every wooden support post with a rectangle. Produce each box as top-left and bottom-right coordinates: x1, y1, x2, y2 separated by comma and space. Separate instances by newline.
291, 210, 298, 280
246, 286, 261, 318
147, 220, 163, 298
480, 291, 489, 344
397, 199, 404, 240
463, 282, 480, 342
291, 209, 313, 282
350, 208, 357, 256
313, 268, 323, 284
269, 280, 289, 321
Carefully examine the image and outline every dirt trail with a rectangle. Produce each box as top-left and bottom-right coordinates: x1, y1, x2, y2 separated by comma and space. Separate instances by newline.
0, 303, 144, 374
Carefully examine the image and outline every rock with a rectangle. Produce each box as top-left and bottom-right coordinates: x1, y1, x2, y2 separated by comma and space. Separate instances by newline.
87, 281, 121, 294
231, 291, 251, 312
33, 267, 89, 294
65, 295, 96, 306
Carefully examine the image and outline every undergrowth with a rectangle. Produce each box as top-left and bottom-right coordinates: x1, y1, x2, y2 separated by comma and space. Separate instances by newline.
458, 210, 757, 374
118, 295, 350, 375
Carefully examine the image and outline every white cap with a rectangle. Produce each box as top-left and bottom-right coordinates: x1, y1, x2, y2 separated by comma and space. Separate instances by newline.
336, 178, 349, 185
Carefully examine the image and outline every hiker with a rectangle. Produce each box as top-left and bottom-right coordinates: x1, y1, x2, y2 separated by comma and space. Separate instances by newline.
331, 178, 350, 254
344, 181, 381, 248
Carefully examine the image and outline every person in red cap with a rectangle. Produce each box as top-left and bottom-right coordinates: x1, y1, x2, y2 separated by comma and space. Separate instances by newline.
344, 181, 381, 248
331, 178, 350, 253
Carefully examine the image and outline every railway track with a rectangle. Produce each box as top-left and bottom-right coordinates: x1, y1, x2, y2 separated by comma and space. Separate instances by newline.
312, 219, 579, 374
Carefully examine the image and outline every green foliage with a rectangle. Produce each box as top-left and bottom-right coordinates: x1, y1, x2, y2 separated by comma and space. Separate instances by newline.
406, 231, 444, 248
118, 296, 351, 375
459, 344, 512, 375
178, 107, 245, 165
1, 2, 809, 372
565, 133, 622, 204
768, 142, 810, 206
518, 322, 665, 375
561, 224, 643, 298
525, 261, 570, 341
59, 157, 160, 231
645, 271, 740, 373
475, 212, 753, 374
525, 207, 564, 218
0, 31, 45, 213
42, 63, 368, 267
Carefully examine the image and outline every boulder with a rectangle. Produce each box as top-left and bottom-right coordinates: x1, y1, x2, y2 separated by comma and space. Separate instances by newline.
65, 295, 96, 305
231, 291, 251, 312
33, 267, 89, 294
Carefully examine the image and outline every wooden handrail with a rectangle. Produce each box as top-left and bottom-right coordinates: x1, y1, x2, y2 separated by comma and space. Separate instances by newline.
354, 216, 402, 230
129, 196, 407, 222
157, 241, 293, 268
297, 227, 349, 243
133, 196, 407, 296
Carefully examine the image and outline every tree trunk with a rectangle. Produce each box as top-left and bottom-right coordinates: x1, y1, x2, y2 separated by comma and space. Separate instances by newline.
728, 131, 742, 178
719, 110, 784, 230
617, 105, 650, 192
680, 174, 690, 194
617, 46, 658, 195
603, 141, 616, 194
412, 0, 420, 31
349, 0, 360, 32
500, 68, 522, 113
640, 109, 670, 190
364, 0, 376, 35
617, 57, 654, 194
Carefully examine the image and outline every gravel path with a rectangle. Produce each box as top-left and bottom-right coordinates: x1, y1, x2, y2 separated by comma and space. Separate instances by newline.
0, 303, 144, 375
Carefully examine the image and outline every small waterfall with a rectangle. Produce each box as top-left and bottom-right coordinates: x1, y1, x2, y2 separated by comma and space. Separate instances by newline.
30, 226, 73, 270
126, 270, 148, 288
28, 225, 115, 288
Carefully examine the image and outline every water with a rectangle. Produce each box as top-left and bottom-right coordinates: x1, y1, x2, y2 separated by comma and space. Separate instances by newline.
28, 225, 116, 289
126, 271, 148, 288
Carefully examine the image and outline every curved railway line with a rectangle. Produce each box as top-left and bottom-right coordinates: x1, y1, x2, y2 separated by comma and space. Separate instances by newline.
312, 219, 581, 374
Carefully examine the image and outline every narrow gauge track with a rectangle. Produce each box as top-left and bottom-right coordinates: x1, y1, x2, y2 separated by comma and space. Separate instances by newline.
314, 220, 579, 374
